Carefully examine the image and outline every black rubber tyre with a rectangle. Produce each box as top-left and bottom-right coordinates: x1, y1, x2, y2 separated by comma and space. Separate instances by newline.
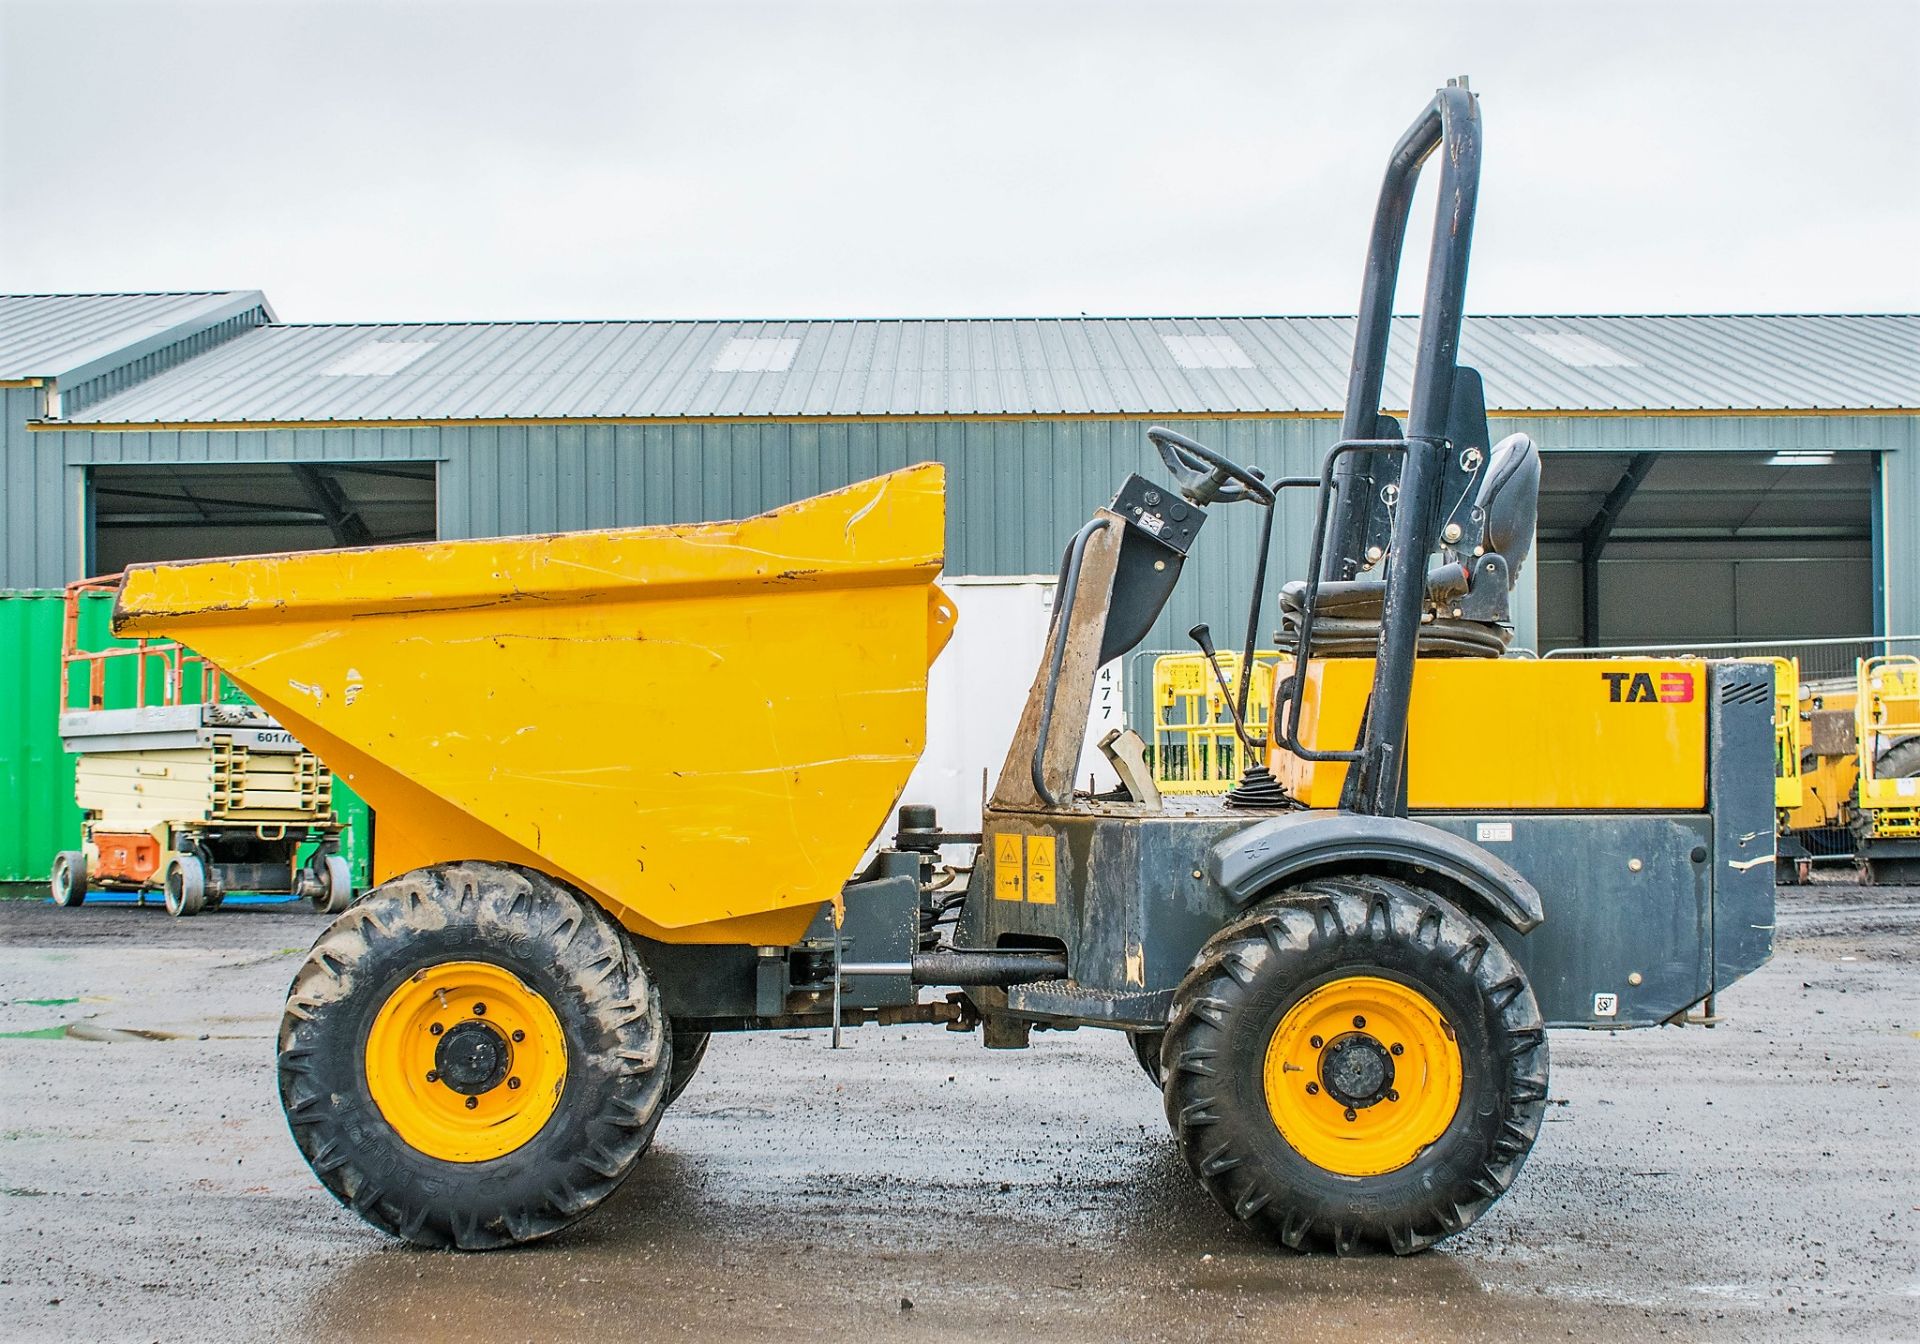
163, 856, 207, 917
666, 1029, 710, 1105
1874, 737, 1920, 783
310, 853, 353, 914
277, 860, 670, 1249
50, 851, 88, 907
1128, 1029, 1166, 1088
1164, 874, 1548, 1255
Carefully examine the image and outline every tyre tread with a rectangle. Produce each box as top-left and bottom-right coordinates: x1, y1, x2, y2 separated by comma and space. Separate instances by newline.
1163, 875, 1549, 1256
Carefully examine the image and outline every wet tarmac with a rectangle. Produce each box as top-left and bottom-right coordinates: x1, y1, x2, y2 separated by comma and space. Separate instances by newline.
1, 881, 1915, 1343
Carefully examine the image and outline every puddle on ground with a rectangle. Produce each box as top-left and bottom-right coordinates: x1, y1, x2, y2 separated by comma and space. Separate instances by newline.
0, 1022, 185, 1042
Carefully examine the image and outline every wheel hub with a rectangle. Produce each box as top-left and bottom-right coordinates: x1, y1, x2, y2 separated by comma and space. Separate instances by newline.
1319, 1032, 1394, 1109
434, 1020, 511, 1095
363, 960, 568, 1162
1261, 974, 1464, 1177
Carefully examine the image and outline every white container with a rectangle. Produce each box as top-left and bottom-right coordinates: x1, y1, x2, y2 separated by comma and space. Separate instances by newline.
897, 575, 1123, 834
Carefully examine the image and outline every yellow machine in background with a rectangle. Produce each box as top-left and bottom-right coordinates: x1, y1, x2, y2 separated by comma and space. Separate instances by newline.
1856, 656, 1920, 845
1777, 655, 1920, 884
1150, 650, 1280, 795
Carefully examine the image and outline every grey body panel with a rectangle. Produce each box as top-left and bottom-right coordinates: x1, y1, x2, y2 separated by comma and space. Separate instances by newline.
1707, 661, 1779, 989
967, 804, 1718, 1029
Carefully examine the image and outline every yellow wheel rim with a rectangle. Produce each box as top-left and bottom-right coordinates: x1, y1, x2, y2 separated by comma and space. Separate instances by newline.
364, 960, 568, 1163
1262, 974, 1462, 1177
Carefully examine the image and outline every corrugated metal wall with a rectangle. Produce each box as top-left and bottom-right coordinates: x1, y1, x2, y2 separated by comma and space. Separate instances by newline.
435, 418, 1336, 664
2, 386, 77, 588
9, 410, 1918, 642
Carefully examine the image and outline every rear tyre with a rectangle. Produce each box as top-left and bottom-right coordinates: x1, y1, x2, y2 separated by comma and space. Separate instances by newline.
1129, 1029, 1166, 1088
50, 851, 88, 907
163, 856, 207, 917
666, 1030, 710, 1105
1164, 874, 1548, 1255
277, 860, 669, 1249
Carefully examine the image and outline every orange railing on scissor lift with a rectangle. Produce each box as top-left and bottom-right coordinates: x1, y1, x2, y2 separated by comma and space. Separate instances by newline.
61, 576, 226, 712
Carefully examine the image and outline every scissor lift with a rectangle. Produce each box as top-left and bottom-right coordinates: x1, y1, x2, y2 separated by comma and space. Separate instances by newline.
49, 578, 352, 917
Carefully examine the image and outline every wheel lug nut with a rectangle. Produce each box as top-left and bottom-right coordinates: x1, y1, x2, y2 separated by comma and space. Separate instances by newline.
1305, 1082, 1319, 1095
1390, 1042, 1403, 1056
426, 1071, 439, 1083
1309, 1035, 1323, 1049
473, 1003, 487, 1016
1352, 1015, 1366, 1029
1344, 1108, 1357, 1122
465, 1096, 478, 1110
512, 1030, 525, 1043
429, 1023, 444, 1036
508, 1077, 521, 1090
1387, 1090, 1399, 1102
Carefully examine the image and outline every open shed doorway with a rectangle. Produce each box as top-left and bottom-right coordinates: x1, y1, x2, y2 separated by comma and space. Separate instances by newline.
1534, 450, 1876, 653
88, 462, 437, 574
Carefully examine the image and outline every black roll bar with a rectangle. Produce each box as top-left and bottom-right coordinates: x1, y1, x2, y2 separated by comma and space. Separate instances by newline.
1320, 81, 1483, 816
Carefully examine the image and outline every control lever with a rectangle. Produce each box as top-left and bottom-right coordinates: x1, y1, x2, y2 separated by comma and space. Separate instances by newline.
1189, 623, 1259, 754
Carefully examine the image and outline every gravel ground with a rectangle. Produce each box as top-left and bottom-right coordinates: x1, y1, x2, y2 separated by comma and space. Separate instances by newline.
1, 879, 1915, 1343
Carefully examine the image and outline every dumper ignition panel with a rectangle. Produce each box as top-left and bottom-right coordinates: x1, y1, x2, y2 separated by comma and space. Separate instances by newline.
104, 81, 1774, 1255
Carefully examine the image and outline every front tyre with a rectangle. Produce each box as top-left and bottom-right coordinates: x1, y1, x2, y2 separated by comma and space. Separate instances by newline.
277, 861, 669, 1249
1164, 875, 1548, 1255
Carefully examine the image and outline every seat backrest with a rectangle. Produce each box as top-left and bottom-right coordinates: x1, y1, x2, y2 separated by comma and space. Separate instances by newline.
1477, 433, 1539, 580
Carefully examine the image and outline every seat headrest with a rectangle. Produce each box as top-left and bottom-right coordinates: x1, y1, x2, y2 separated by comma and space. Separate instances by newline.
1476, 433, 1539, 577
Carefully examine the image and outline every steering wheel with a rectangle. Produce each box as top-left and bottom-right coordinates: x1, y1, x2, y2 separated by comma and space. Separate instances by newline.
1147, 426, 1274, 506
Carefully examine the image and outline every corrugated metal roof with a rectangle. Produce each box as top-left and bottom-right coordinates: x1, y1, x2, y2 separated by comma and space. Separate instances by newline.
0, 291, 271, 382
56, 313, 1920, 424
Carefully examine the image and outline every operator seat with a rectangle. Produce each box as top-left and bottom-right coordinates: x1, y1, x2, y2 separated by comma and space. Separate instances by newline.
1278, 432, 1539, 657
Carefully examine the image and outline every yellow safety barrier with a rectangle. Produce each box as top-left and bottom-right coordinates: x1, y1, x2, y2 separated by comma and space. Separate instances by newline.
1760, 657, 1802, 813
1857, 654, 1920, 837
1152, 651, 1280, 795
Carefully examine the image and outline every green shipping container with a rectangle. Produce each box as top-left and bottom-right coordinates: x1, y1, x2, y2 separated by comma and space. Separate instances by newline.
0, 588, 371, 892
0, 591, 82, 885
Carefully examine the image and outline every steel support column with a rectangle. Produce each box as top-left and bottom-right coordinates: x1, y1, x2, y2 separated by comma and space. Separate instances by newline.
1579, 452, 1658, 647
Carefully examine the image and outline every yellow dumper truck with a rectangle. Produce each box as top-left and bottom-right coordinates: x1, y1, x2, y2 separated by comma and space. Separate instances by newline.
104, 85, 1776, 1255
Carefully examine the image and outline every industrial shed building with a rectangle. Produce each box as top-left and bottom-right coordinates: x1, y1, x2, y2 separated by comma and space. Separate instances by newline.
3, 293, 1917, 660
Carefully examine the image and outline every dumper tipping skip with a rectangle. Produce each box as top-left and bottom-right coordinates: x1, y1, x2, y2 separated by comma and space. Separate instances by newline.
95, 83, 1775, 1259
113, 464, 956, 945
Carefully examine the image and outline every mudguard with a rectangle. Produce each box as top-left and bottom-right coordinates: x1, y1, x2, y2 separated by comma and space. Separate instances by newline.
1207, 811, 1544, 934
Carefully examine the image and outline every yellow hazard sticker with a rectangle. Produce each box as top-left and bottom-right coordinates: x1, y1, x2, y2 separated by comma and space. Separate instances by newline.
1026, 834, 1056, 904
994, 834, 1024, 901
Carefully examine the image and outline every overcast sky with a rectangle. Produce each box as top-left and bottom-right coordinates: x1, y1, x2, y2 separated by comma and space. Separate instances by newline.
2, 0, 1915, 323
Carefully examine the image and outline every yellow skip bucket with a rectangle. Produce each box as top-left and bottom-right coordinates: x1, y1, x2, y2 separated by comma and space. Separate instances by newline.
112, 465, 955, 945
